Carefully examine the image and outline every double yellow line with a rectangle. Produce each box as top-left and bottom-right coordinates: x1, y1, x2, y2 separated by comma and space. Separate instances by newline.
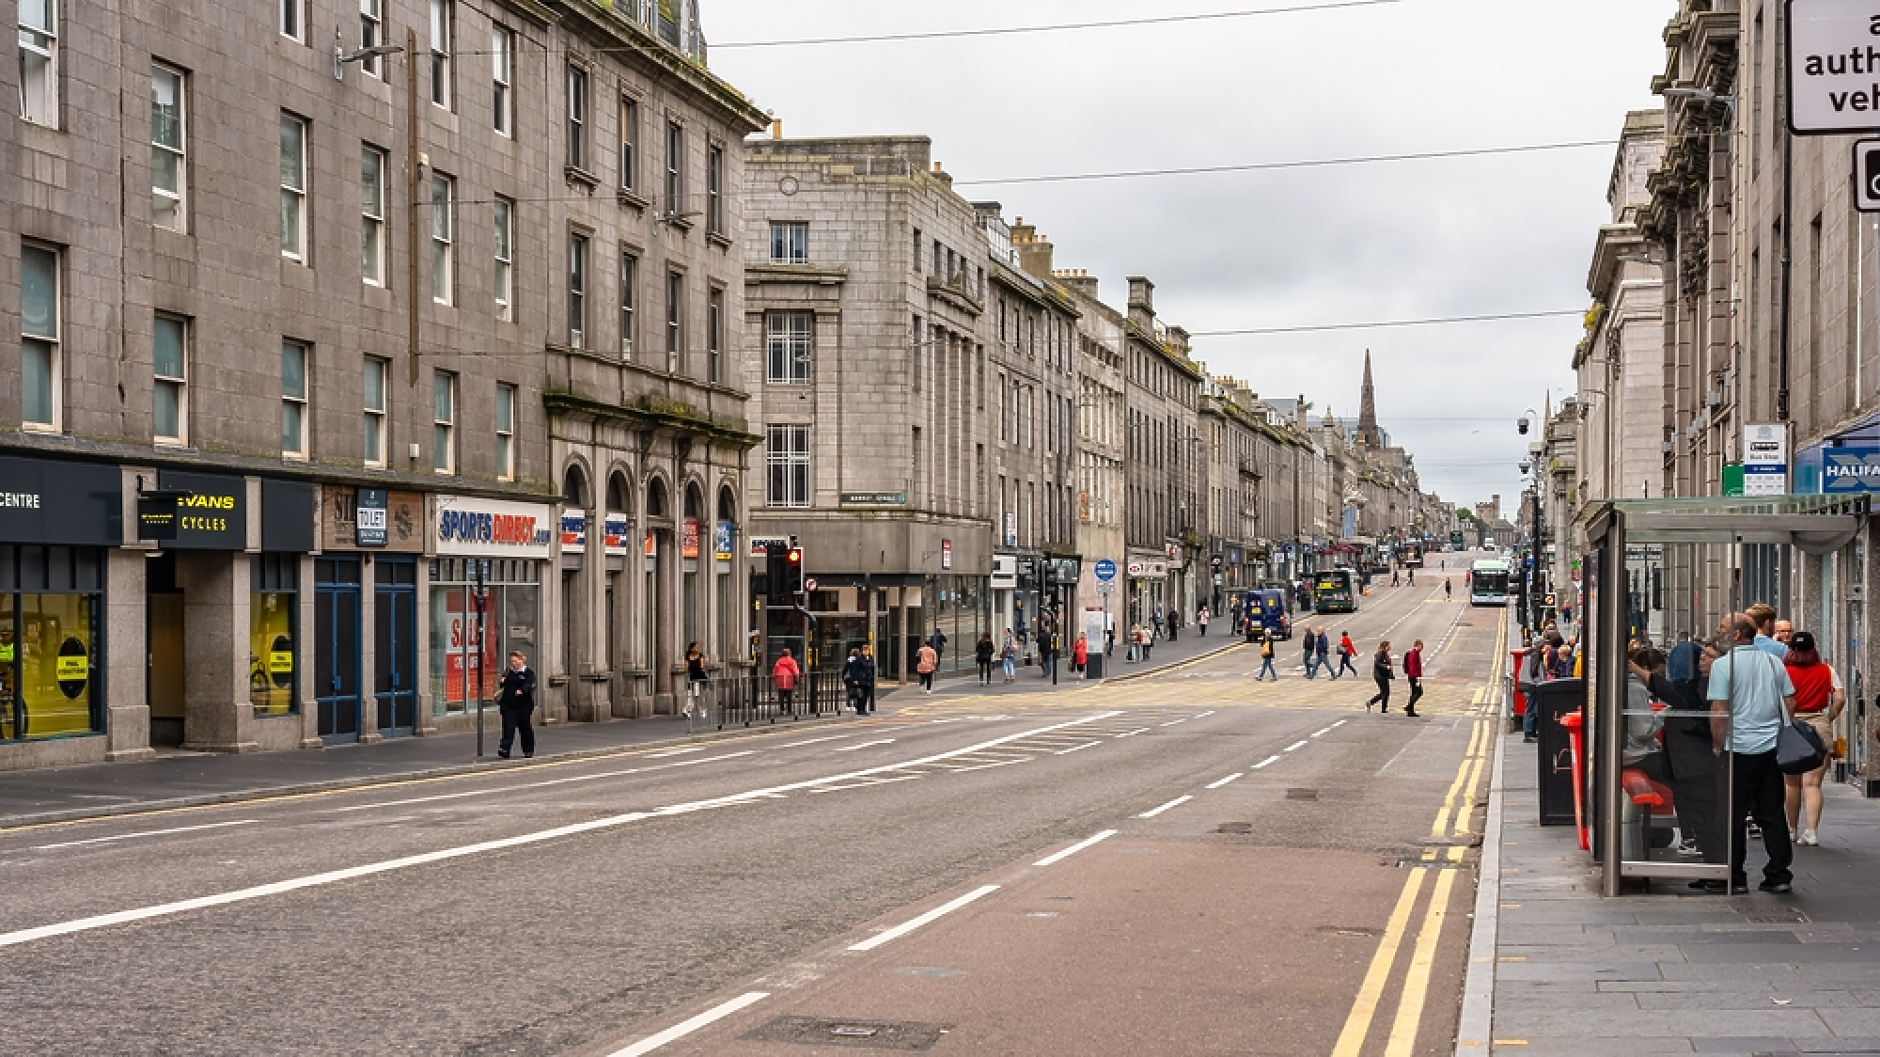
1332, 618, 1505, 1056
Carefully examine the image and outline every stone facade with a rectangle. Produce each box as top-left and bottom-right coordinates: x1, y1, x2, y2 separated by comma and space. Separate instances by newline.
0, 0, 763, 769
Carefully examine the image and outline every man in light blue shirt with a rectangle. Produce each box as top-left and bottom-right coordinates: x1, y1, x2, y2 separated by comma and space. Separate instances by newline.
1748, 603, 1789, 660
1708, 614, 1796, 893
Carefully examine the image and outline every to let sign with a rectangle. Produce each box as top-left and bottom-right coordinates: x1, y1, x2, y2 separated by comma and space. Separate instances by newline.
1789, 1, 1880, 133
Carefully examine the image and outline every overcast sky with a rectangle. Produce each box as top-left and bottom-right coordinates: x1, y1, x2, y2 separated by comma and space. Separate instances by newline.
705, 0, 1677, 514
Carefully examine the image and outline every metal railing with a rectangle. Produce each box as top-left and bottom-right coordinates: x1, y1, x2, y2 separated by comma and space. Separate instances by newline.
682, 669, 857, 731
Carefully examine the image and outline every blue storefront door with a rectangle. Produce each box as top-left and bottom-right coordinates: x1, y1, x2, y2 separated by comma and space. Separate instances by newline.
375, 557, 417, 736
314, 557, 362, 743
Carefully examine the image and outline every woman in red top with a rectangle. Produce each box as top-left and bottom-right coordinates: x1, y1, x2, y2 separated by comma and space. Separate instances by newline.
1402, 640, 1425, 717
1072, 633, 1089, 675
1783, 631, 1844, 846
771, 648, 802, 715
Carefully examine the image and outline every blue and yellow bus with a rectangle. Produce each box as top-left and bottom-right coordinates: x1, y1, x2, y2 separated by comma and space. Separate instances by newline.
1313, 569, 1360, 614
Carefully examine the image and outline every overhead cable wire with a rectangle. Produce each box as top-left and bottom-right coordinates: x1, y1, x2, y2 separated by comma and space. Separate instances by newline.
952, 141, 1617, 187
711, 1, 1403, 49
1188, 309, 1586, 337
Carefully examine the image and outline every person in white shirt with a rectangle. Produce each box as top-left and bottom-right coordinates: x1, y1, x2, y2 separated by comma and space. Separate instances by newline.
1707, 614, 1796, 894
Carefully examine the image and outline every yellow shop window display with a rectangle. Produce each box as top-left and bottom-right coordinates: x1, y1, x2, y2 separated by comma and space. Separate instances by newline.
0, 546, 105, 742
250, 554, 299, 717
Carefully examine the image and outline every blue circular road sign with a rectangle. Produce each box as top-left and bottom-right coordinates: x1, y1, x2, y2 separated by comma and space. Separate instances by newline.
1094, 558, 1118, 582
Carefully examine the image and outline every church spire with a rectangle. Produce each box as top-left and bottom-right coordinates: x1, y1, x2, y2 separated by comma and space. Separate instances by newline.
1356, 349, 1383, 448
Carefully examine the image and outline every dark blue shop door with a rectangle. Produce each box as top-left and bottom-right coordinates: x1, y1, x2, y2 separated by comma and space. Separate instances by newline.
314, 557, 362, 744
374, 557, 418, 737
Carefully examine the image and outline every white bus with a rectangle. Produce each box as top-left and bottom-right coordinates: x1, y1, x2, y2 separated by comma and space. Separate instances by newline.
1469, 559, 1511, 607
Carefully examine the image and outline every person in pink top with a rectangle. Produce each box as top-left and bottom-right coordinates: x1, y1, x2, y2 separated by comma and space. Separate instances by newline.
771, 648, 801, 714
1403, 639, 1425, 717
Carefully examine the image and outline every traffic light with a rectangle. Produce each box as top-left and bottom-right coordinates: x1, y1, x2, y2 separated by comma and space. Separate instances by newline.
785, 546, 804, 596
1517, 416, 1531, 435
1209, 554, 1224, 573
764, 542, 788, 604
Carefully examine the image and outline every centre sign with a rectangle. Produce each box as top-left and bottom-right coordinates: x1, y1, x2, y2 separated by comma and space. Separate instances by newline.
1789, 1, 1880, 133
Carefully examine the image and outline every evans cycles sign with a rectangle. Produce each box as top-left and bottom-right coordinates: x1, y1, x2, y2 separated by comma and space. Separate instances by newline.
434, 497, 554, 558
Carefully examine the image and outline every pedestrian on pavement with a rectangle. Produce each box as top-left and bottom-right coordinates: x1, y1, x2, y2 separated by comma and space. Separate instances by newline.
1001, 628, 1019, 683
1040, 631, 1057, 680
1403, 640, 1425, 717
1256, 633, 1278, 681
1105, 624, 1116, 658
771, 648, 801, 715
1152, 607, 1164, 641
685, 641, 709, 718
1391, 567, 1401, 587
1366, 641, 1395, 712
859, 645, 878, 713
1336, 632, 1361, 678
1774, 619, 1794, 647
1198, 605, 1210, 637
916, 641, 939, 693
1303, 631, 1319, 679
1168, 609, 1181, 642
495, 650, 536, 759
1519, 642, 1547, 743
928, 628, 949, 666
1407, 568, 1416, 587
1783, 631, 1844, 847
1443, 578, 1452, 600
1316, 628, 1333, 678
1073, 632, 1089, 675
1139, 624, 1154, 662
1708, 614, 1797, 894
843, 646, 868, 714
1667, 630, 1698, 682
975, 633, 996, 686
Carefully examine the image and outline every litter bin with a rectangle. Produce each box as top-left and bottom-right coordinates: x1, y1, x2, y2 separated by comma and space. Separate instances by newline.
1532, 677, 1585, 827
1086, 650, 1106, 681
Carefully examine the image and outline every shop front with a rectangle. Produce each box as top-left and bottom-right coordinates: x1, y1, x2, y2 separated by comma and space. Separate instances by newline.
146, 471, 315, 753
319, 487, 426, 739
430, 496, 552, 731
1126, 555, 1169, 634
0, 455, 120, 768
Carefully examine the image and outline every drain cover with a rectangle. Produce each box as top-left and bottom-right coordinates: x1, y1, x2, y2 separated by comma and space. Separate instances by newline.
1741, 909, 1811, 924
1286, 788, 1319, 801
743, 1016, 952, 1050
1217, 821, 1253, 834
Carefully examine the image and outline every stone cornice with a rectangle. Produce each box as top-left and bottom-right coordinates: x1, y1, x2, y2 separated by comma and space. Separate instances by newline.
543, 390, 761, 450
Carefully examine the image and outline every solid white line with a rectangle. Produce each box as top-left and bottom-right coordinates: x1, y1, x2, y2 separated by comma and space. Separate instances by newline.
1139, 795, 1193, 818
1, 712, 1122, 951
1284, 740, 1309, 752
606, 992, 770, 1057
1032, 829, 1118, 867
1252, 755, 1282, 769
644, 746, 705, 758
834, 739, 896, 752
1206, 773, 1243, 789
1055, 740, 1103, 755
33, 820, 258, 851
848, 885, 1001, 952
1312, 726, 1334, 738
1116, 727, 1151, 738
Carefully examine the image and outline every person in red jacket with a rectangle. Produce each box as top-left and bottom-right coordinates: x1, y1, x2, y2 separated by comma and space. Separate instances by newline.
771, 648, 801, 714
1403, 639, 1425, 717
1072, 632, 1089, 675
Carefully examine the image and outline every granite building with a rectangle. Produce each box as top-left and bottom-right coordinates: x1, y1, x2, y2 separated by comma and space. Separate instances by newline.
0, 0, 763, 770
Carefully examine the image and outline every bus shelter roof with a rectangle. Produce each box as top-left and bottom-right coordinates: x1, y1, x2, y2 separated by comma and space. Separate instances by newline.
1587, 494, 1869, 552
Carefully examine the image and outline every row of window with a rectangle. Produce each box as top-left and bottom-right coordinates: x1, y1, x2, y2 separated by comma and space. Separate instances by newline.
21, 243, 517, 475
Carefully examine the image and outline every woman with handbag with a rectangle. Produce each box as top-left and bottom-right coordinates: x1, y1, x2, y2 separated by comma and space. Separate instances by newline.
1783, 631, 1845, 846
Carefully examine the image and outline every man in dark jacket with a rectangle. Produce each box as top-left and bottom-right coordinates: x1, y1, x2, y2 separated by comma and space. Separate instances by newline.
496, 651, 536, 759
843, 647, 867, 714
859, 645, 878, 713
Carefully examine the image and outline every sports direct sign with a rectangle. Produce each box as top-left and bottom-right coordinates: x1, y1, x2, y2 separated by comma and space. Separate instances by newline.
1790, 1, 1880, 133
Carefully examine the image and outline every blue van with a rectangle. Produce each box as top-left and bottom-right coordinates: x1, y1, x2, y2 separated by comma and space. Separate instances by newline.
1242, 589, 1291, 640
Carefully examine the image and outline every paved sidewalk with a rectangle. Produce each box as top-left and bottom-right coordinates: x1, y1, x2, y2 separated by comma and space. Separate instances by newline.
0, 705, 873, 830
1462, 721, 1880, 1055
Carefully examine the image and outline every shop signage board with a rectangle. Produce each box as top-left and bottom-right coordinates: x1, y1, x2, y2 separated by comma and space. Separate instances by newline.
0, 456, 121, 546
749, 535, 788, 557
434, 496, 554, 558
321, 487, 423, 551
682, 518, 701, 560
1789, 1, 1880, 134
1824, 441, 1880, 492
158, 471, 247, 550
560, 513, 586, 549
355, 489, 389, 547
941, 539, 952, 570
715, 520, 736, 561
840, 492, 906, 505
605, 514, 631, 556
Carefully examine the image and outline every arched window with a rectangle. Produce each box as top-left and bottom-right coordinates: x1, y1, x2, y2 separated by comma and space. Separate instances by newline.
683, 483, 703, 520
563, 464, 588, 508
646, 477, 668, 518
717, 486, 736, 523
607, 471, 631, 515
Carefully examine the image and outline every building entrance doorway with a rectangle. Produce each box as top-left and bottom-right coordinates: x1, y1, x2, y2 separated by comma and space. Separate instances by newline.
375, 557, 417, 736
314, 557, 362, 743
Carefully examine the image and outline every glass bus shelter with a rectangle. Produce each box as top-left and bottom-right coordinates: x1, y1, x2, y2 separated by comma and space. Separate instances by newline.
1584, 495, 1868, 896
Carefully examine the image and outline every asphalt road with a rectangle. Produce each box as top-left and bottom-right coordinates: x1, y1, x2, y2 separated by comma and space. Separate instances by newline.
0, 560, 1503, 1057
